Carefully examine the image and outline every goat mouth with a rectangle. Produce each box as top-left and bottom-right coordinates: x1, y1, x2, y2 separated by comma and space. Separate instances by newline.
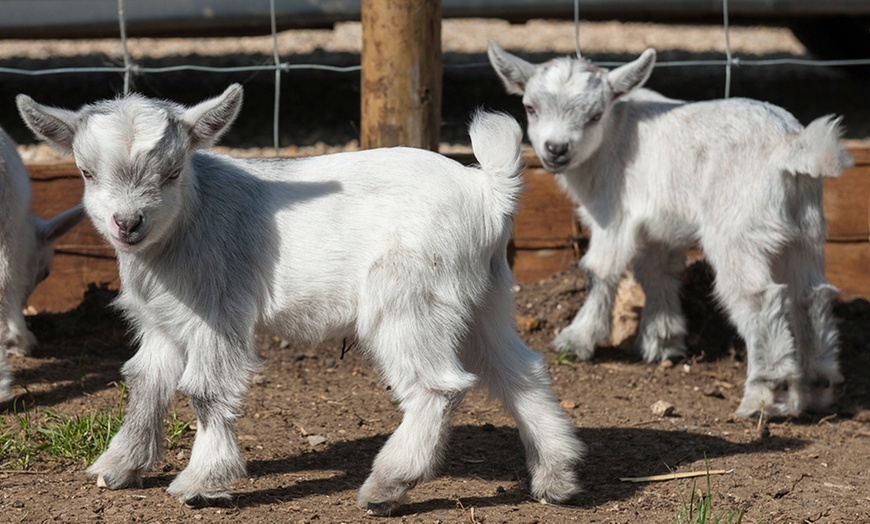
543, 157, 570, 171
112, 234, 144, 251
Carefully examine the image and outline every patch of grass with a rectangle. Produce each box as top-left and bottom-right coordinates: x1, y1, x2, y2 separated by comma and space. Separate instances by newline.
34, 406, 125, 466
555, 350, 577, 367
673, 465, 756, 524
165, 404, 193, 450
0, 404, 38, 469
1, 384, 194, 469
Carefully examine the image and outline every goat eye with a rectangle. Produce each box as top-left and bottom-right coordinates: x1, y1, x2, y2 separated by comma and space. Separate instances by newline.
524, 104, 537, 117
79, 168, 93, 180
587, 113, 602, 125
166, 167, 182, 181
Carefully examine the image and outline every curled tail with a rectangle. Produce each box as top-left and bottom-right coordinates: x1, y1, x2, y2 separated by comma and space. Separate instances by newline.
776, 115, 853, 178
468, 110, 525, 217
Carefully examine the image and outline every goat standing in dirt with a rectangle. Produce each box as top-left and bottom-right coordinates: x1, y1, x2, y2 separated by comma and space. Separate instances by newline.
489, 42, 850, 418
0, 126, 83, 403
17, 85, 584, 514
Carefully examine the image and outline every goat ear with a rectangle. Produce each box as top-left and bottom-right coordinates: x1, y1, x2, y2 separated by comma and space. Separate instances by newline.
16, 95, 79, 152
608, 48, 656, 98
183, 83, 244, 149
487, 41, 537, 95
37, 205, 85, 243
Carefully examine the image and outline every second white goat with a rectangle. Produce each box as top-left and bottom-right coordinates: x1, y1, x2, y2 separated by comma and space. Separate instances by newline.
0, 126, 83, 403
17, 85, 584, 514
489, 42, 850, 418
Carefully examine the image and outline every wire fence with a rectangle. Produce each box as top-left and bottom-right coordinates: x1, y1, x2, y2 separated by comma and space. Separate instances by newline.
1, 0, 868, 152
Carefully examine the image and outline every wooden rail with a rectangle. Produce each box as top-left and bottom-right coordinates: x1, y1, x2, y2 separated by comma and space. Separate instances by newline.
25, 147, 870, 312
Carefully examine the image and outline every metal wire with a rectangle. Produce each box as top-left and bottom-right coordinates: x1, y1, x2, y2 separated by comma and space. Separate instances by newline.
1, 1, 869, 153
270, 0, 282, 155
117, 0, 132, 95
722, 0, 733, 98
573, 0, 582, 59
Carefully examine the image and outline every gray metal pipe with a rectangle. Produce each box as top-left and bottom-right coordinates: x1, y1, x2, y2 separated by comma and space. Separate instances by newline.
0, 0, 868, 39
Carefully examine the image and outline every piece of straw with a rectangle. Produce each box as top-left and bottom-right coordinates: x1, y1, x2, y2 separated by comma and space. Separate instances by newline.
620, 469, 731, 483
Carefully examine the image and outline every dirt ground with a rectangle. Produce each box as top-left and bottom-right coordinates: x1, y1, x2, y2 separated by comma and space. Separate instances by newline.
2, 261, 869, 523
1, 18, 870, 524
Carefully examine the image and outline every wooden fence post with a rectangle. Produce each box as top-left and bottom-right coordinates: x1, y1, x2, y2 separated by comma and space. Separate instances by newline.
360, 0, 442, 150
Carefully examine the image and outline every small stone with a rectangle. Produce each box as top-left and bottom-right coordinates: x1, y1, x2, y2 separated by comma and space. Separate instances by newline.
560, 399, 578, 410
651, 400, 675, 417
515, 315, 541, 332
702, 385, 725, 399
307, 435, 327, 447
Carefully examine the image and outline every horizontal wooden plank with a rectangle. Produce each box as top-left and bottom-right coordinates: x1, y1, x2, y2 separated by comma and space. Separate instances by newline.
510, 247, 577, 285
824, 241, 870, 300
21, 146, 870, 312
824, 163, 870, 241
513, 167, 578, 249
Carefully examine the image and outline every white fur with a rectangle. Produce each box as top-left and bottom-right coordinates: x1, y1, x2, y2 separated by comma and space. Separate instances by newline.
16, 87, 584, 512
489, 42, 851, 418
0, 126, 84, 403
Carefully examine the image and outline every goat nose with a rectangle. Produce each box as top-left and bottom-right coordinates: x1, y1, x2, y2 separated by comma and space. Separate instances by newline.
545, 141, 569, 157
112, 213, 143, 235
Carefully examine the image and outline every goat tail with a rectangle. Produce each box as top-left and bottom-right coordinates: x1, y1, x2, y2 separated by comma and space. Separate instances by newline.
777, 115, 853, 178
468, 109, 525, 217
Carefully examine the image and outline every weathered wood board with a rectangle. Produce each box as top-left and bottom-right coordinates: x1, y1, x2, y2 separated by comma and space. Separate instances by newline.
23, 147, 870, 312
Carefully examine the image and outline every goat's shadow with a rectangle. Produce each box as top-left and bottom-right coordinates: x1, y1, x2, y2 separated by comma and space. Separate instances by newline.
8, 283, 134, 410
159, 423, 804, 513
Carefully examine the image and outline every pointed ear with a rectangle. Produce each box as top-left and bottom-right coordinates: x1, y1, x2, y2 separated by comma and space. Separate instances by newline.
182, 83, 244, 149
487, 41, 537, 96
608, 48, 656, 98
16, 94, 79, 153
37, 205, 85, 243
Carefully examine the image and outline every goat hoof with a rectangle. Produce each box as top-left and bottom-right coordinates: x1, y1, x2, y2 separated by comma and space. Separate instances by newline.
366, 501, 399, 516
93, 471, 142, 490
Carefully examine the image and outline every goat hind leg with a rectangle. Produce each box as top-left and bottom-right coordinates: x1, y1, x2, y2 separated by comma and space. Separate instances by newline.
467, 266, 583, 503
357, 307, 476, 515
798, 283, 843, 413
358, 385, 468, 515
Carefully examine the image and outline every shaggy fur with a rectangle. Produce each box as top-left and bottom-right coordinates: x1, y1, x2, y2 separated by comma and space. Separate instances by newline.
17, 85, 584, 512
488, 42, 850, 418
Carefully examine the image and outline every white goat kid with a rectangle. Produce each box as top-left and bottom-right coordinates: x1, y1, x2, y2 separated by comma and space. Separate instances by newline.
17, 85, 584, 513
0, 126, 83, 402
488, 42, 849, 418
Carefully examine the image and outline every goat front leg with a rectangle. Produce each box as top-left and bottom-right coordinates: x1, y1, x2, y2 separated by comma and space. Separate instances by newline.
632, 244, 688, 363
0, 345, 12, 403
167, 332, 257, 506
4, 309, 37, 357
88, 330, 184, 489
554, 235, 633, 359
0, 281, 19, 402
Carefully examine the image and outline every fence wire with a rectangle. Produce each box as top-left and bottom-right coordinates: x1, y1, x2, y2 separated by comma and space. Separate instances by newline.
0, 0, 868, 151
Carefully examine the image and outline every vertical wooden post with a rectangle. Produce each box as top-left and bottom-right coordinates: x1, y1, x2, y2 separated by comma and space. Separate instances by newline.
360, 0, 442, 151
